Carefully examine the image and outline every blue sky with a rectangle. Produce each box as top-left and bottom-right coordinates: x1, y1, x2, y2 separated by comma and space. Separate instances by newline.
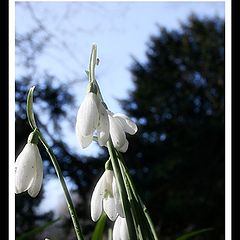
16, 1, 225, 157
15, 1, 225, 214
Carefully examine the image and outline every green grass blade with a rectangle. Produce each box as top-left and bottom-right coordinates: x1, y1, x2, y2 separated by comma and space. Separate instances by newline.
176, 228, 214, 240
91, 213, 107, 240
16, 218, 60, 240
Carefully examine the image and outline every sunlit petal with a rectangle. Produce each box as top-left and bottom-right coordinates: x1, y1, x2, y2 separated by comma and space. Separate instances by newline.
103, 196, 118, 221
28, 145, 43, 197
97, 103, 109, 146
113, 216, 122, 240
108, 113, 127, 151
118, 140, 129, 153
120, 217, 129, 240
112, 178, 124, 217
91, 173, 105, 222
113, 113, 138, 135
15, 143, 36, 193
76, 122, 93, 148
76, 92, 99, 138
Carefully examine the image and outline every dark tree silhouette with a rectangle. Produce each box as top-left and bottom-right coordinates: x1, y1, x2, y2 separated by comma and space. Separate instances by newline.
121, 14, 225, 240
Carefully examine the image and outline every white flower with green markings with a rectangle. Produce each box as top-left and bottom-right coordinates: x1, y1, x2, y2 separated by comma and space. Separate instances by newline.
91, 170, 124, 222
15, 132, 43, 198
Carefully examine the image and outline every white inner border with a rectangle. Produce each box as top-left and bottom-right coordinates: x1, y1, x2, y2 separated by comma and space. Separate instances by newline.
9, 0, 15, 240
9, 0, 231, 240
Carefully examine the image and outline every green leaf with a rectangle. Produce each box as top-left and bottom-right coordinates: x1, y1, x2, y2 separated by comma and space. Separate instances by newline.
26, 86, 37, 129
176, 228, 214, 240
107, 228, 112, 240
16, 218, 60, 240
91, 213, 107, 240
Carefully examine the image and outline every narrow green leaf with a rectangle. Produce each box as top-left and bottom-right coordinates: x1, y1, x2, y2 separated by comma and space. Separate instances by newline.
107, 228, 112, 240
91, 213, 107, 240
176, 228, 214, 240
26, 86, 37, 129
16, 218, 60, 240
117, 151, 158, 240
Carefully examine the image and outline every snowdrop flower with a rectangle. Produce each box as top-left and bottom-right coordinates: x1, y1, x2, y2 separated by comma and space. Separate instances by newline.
107, 111, 138, 152
91, 170, 123, 222
112, 177, 124, 218
113, 216, 129, 240
15, 133, 43, 198
76, 92, 109, 148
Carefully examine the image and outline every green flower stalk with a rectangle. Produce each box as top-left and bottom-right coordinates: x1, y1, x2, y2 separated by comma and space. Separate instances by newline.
17, 43, 158, 240
85, 44, 157, 240
26, 87, 84, 240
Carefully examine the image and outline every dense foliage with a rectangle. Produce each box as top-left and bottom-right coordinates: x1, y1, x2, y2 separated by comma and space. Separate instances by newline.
121, 15, 225, 239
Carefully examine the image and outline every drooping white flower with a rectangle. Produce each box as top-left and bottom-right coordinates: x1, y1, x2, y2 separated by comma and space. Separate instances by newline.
112, 177, 124, 218
107, 111, 138, 152
113, 216, 129, 240
15, 143, 43, 198
75, 92, 109, 148
91, 170, 123, 222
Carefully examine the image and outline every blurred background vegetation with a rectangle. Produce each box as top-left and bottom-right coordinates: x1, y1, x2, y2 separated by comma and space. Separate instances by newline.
15, 3, 224, 240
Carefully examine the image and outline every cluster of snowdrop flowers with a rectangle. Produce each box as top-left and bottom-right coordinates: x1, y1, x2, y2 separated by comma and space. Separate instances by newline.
91, 169, 129, 239
15, 45, 157, 240
75, 85, 137, 152
15, 131, 43, 198
74, 44, 138, 239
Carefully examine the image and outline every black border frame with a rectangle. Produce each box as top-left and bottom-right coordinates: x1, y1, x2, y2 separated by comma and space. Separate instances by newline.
232, 0, 239, 239
1, 0, 9, 239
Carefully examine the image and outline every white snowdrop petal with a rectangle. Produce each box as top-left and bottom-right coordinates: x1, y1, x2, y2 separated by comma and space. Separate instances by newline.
112, 178, 124, 217
103, 196, 118, 221
118, 140, 129, 153
120, 217, 130, 240
109, 114, 127, 150
91, 173, 105, 222
15, 143, 36, 193
125, 119, 138, 134
97, 103, 109, 146
76, 93, 99, 137
15, 155, 21, 194
28, 145, 43, 197
76, 123, 93, 148
113, 113, 138, 135
97, 130, 109, 147
113, 216, 122, 240
102, 170, 117, 221
104, 170, 114, 190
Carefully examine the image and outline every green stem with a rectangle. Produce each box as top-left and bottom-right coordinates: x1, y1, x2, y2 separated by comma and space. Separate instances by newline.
107, 139, 137, 240
108, 228, 112, 240
89, 44, 97, 84
118, 159, 147, 240
117, 151, 158, 240
26, 87, 84, 240
88, 44, 105, 105
27, 86, 37, 129
37, 130, 84, 240
140, 200, 159, 240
